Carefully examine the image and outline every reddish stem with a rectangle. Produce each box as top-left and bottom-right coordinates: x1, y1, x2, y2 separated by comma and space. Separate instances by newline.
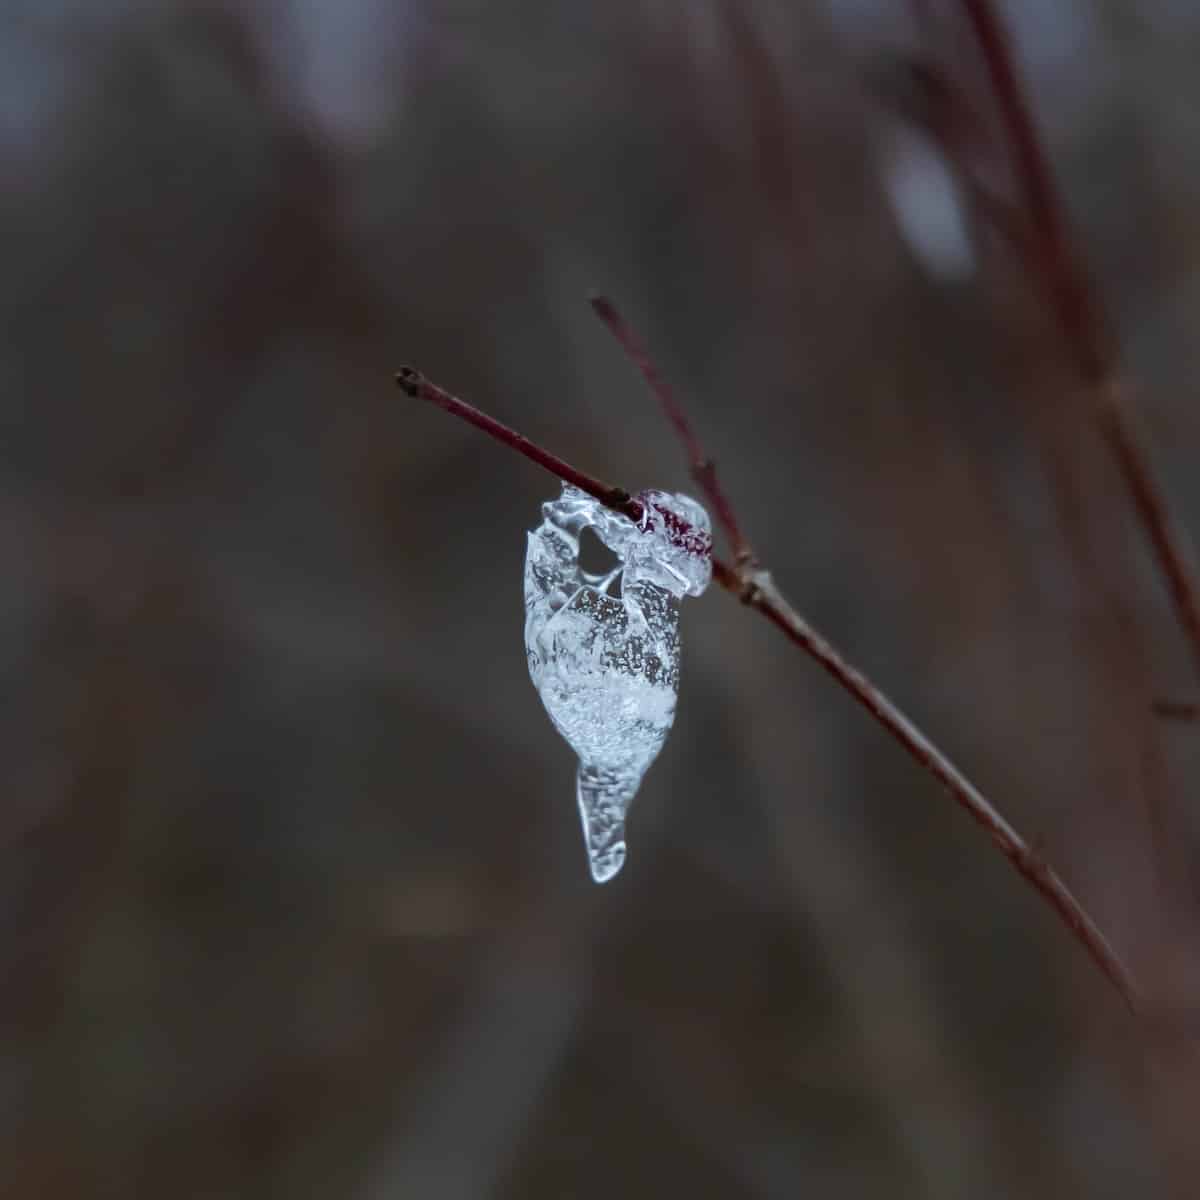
1095, 381, 1200, 681
728, 562, 1138, 1009
396, 367, 644, 524
956, 0, 1111, 382
940, 0, 1200, 685
589, 296, 753, 563
1153, 699, 1199, 722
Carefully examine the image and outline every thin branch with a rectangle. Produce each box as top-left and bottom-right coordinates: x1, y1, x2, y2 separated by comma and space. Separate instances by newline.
728, 562, 1138, 1009
957, 0, 1073, 296
395, 363, 1140, 1014
952, 0, 1108, 380
588, 296, 753, 564
868, 57, 1032, 261
1096, 379, 1200, 679
945, 0, 1200, 681
396, 367, 709, 559
1152, 699, 1199, 722
395, 366, 642, 523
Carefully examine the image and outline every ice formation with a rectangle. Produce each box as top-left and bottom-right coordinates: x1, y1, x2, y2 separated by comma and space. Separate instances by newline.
524, 484, 712, 882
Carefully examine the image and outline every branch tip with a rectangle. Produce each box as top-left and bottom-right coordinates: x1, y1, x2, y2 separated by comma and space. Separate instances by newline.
394, 366, 423, 397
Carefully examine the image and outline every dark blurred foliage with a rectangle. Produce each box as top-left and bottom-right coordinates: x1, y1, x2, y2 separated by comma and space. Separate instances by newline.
4, 1, 1200, 1196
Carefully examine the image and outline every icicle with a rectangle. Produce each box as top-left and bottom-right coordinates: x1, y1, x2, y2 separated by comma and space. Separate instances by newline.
524, 483, 711, 882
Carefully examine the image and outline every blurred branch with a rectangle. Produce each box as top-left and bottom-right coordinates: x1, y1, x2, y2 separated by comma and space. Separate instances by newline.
395, 337, 1140, 1014
929, 0, 1200, 682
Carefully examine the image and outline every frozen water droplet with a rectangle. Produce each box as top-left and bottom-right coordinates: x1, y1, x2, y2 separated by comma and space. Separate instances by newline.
524, 483, 711, 882
577, 764, 628, 883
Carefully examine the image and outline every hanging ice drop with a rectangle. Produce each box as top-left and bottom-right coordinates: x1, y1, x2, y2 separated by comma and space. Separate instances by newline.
524, 483, 712, 882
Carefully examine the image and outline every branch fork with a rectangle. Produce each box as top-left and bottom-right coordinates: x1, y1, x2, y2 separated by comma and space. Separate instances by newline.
396, 294, 1140, 1015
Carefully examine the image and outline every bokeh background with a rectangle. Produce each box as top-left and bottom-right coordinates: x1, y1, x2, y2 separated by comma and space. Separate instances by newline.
5, 1, 1200, 1196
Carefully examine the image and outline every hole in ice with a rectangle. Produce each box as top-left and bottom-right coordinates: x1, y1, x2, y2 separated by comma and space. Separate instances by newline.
578, 527, 623, 594
578, 527, 620, 577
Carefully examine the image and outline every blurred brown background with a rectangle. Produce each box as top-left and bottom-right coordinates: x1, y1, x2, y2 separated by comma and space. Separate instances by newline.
5, 1, 1200, 1196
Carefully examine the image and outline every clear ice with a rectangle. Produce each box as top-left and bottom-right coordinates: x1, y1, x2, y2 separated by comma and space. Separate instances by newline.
524, 483, 712, 882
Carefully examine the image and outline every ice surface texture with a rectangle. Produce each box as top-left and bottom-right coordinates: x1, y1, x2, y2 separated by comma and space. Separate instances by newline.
524, 484, 712, 882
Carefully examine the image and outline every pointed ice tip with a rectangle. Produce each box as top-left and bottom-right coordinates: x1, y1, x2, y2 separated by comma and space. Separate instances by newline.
588, 840, 627, 883
575, 765, 633, 884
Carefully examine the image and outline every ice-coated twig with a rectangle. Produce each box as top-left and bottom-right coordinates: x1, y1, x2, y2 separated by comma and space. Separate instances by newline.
394, 358, 1141, 1013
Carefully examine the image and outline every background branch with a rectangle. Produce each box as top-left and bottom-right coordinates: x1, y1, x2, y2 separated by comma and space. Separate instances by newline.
945, 0, 1200, 683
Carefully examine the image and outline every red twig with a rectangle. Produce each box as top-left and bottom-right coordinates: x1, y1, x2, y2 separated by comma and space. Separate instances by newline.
958, 0, 1062, 261
1095, 380, 1200, 680
588, 296, 753, 564
940, 0, 1200, 684
395, 359, 1140, 1013
396, 366, 711, 559
395, 367, 643, 524
730, 563, 1138, 1009
957, 0, 1110, 381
